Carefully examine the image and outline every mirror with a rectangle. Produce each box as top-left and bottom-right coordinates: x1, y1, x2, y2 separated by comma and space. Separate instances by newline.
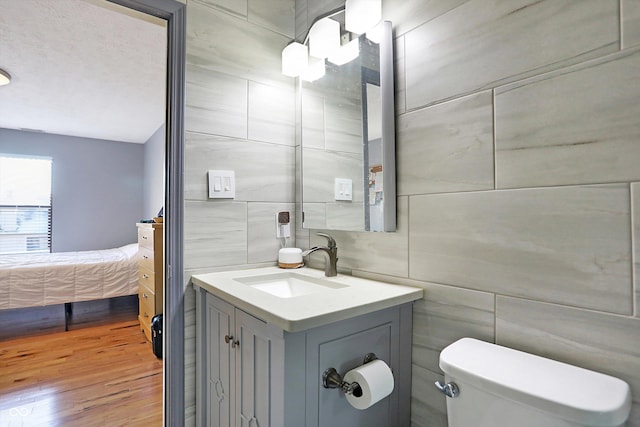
300, 20, 396, 232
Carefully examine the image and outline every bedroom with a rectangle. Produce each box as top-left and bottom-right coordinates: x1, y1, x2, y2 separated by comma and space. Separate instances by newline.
0, 0, 167, 423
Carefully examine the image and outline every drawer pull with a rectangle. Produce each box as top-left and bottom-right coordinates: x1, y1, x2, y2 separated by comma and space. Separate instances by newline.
143, 255, 149, 260
142, 293, 148, 299
142, 274, 149, 279
143, 312, 149, 318
142, 236, 148, 240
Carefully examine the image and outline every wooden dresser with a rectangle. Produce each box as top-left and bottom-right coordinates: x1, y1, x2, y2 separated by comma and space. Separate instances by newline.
136, 222, 163, 341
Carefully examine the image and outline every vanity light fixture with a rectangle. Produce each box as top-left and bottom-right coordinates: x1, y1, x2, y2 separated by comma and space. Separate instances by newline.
280, 0, 382, 78
328, 38, 360, 66
345, 0, 382, 35
282, 42, 309, 77
365, 21, 385, 44
301, 59, 326, 82
308, 17, 340, 59
0, 68, 11, 86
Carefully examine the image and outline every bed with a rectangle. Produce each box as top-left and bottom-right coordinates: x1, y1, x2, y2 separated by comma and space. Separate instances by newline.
0, 243, 138, 329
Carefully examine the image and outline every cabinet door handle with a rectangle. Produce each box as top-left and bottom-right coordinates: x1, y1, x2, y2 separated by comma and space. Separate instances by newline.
142, 236, 148, 240
142, 293, 148, 299
224, 335, 240, 348
142, 274, 149, 279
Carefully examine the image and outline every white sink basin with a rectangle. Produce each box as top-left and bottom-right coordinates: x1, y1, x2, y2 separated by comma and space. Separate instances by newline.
233, 272, 348, 298
191, 266, 423, 332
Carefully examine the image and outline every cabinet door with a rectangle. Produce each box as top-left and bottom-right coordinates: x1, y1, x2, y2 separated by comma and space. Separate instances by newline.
234, 309, 285, 427
205, 293, 235, 427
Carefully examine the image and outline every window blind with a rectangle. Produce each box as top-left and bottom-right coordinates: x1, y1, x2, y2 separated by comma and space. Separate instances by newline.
0, 156, 52, 254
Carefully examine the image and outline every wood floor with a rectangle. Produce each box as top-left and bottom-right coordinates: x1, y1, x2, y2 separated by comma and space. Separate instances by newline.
0, 297, 163, 426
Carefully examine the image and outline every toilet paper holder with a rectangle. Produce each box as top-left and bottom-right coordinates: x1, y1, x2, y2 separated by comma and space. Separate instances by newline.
322, 353, 378, 396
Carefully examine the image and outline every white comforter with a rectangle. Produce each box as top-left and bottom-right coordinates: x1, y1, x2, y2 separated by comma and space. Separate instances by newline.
0, 243, 138, 310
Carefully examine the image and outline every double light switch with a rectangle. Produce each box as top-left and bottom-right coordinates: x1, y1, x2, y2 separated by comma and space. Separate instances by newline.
208, 170, 235, 199
334, 178, 353, 201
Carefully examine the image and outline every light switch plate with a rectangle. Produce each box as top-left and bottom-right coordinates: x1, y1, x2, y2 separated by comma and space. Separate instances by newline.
334, 178, 353, 201
208, 170, 235, 199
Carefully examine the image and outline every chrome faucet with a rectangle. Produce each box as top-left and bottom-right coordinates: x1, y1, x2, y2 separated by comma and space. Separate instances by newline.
302, 233, 338, 277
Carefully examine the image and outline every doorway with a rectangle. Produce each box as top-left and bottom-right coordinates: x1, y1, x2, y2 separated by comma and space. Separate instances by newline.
107, 1, 186, 425
0, 0, 184, 424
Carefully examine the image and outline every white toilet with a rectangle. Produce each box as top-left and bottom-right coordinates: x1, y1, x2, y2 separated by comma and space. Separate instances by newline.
437, 338, 632, 427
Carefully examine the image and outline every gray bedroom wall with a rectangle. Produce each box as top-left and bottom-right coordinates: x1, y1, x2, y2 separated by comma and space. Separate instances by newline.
0, 128, 144, 252
143, 124, 165, 220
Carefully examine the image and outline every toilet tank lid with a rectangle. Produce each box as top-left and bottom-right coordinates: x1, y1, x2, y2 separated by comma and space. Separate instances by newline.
439, 338, 631, 426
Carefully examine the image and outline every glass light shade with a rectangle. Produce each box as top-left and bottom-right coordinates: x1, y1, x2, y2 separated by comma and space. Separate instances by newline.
308, 18, 340, 59
365, 21, 384, 44
282, 42, 309, 77
301, 59, 325, 82
328, 39, 360, 66
0, 69, 11, 86
345, 0, 382, 35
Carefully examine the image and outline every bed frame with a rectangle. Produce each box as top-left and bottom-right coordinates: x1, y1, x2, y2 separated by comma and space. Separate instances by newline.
0, 244, 138, 331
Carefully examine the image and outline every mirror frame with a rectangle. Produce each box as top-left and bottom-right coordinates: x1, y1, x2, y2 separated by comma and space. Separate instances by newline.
377, 21, 396, 232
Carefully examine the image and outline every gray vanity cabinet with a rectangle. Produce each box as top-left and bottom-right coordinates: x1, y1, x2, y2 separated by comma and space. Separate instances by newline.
197, 292, 285, 427
195, 287, 413, 427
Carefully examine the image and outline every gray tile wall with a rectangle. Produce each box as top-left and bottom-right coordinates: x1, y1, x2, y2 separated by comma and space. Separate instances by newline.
299, 1, 640, 426
183, 0, 296, 423
182, 0, 640, 425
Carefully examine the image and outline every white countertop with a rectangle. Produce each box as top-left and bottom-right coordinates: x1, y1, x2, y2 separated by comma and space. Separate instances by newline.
191, 266, 423, 333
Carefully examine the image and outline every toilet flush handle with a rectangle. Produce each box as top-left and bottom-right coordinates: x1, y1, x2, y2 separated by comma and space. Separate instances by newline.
435, 381, 460, 398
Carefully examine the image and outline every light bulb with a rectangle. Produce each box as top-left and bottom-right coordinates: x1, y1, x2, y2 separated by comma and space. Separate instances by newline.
328, 39, 360, 66
0, 68, 11, 86
282, 42, 308, 77
301, 59, 325, 82
345, 0, 381, 35
308, 18, 340, 59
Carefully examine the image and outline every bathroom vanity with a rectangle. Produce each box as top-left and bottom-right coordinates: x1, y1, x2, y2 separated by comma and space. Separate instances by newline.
191, 267, 422, 427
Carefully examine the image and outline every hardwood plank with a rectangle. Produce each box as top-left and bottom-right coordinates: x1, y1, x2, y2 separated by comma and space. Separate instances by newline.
0, 313, 162, 426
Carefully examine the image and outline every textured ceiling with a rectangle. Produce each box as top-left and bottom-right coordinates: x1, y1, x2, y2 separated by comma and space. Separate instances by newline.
0, 0, 167, 144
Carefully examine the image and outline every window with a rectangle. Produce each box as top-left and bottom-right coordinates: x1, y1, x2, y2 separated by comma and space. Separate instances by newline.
0, 155, 52, 254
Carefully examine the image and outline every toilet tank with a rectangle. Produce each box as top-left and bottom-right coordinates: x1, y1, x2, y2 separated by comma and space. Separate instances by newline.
438, 338, 631, 427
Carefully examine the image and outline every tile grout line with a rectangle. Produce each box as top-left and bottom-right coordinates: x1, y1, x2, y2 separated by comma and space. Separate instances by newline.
494, 293, 498, 344
406, 195, 411, 280
492, 88, 498, 191
619, 0, 623, 51
630, 183, 637, 317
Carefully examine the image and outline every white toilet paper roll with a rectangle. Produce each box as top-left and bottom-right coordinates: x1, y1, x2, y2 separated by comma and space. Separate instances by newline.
343, 359, 394, 410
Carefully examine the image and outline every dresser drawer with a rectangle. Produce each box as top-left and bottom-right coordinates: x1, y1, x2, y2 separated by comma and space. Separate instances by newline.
139, 283, 155, 341
139, 271, 163, 312
138, 226, 155, 249
136, 222, 163, 343
138, 247, 155, 272
139, 283, 156, 312
138, 268, 156, 290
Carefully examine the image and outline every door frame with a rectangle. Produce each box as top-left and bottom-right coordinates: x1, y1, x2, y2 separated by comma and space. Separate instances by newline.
107, 1, 185, 425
